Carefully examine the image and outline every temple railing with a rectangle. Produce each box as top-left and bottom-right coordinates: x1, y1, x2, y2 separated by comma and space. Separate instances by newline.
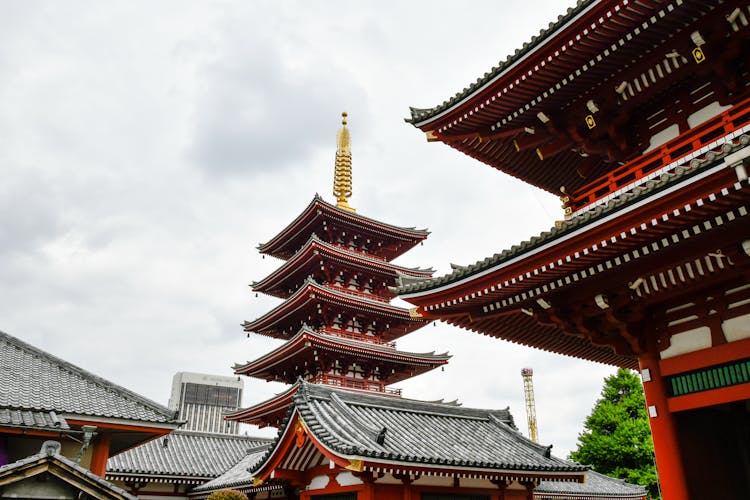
309, 374, 402, 396
317, 327, 397, 348
327, 284, 391, 302
568, 95, 750, 216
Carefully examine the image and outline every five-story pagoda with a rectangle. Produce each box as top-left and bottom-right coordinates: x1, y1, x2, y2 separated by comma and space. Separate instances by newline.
226, 113, 449, 428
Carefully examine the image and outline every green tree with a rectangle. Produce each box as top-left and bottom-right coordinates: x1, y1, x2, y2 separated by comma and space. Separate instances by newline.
569, 368, 659, 498
206, 490, 248, 500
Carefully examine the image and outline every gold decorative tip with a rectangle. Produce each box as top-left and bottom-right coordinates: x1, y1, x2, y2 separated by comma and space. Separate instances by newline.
333, 111, 355, 212
345, 459, 363, 472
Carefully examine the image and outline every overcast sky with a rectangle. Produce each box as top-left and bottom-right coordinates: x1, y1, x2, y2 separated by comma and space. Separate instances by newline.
1, 0, 618, 458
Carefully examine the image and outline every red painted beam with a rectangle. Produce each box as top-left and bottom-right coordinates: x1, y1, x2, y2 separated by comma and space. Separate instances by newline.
660, 337, 750, 376
668, 382, 750, 413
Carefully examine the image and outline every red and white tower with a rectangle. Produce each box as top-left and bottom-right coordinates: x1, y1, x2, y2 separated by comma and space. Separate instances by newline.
227, 113, 449, 428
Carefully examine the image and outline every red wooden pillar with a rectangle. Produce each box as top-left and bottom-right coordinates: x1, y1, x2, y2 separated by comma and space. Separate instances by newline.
359, 474, 375, 500
638, 350, 689, 500
89, 433, 111, 477
491, 478, 508, 500
401, 476, 412, 500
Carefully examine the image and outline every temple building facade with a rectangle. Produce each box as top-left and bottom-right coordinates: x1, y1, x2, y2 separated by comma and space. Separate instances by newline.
397, 1, 750, 499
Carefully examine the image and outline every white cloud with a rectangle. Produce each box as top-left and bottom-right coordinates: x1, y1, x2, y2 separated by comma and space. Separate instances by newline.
0, 0, 616, 459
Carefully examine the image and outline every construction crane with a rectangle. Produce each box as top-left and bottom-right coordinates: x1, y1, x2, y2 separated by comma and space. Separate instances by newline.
521, 368, 539, 443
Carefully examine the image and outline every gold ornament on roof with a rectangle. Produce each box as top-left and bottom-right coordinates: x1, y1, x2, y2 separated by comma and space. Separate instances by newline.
333, 112, 355, 212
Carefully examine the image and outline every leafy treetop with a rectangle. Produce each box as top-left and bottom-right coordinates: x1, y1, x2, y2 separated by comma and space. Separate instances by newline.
569, 368, 659, 498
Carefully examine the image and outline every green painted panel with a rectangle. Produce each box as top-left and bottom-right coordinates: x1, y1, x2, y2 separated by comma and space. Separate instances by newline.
666, 357, 750, 397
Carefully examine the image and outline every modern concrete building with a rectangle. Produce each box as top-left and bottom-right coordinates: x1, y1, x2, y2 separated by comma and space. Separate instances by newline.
168, 372, 243, 434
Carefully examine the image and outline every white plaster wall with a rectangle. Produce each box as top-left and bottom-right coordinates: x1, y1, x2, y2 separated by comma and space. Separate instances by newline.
660, 327, 712, 359
307, 475, 330, 490
687, 101, 731, 128
336, 472, 363, 486
723, 314, 750, 342
645, 123, 680, 152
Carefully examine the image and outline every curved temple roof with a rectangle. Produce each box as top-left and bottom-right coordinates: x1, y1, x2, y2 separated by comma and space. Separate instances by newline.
396, 134, 750, 368
257, 195, 429, 261
233, 326, 449, 383
407, 0, 595, 126
106, 430, 272, 483
399, 136, 750, 299
253, 233, 433, 299
244, 278, 429, 341
0, 330, 178, 425
406, 0, 742, 196
224, 383, 300, 427
188, 445, 272, 497
251, 381, 588, 481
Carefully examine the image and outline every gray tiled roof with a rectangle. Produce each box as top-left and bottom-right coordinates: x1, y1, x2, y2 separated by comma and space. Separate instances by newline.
106, 430, 273, 480
259, 194, 429, 252
398, 136, 750, 295
255, 381, 586, 474
537, 470, 647, 498
0, 330, 178, 425
233, 326, 450, 373
190, 445, 271, 493
408, 0, 594, 124
0, 441, 136, 500
0, 408, 69, 430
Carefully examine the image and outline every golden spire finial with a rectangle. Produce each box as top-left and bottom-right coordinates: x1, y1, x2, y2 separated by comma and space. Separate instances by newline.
333, 112, 355, 212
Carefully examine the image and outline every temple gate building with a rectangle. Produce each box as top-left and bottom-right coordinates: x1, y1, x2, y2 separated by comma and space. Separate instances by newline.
397, 1, 750, 499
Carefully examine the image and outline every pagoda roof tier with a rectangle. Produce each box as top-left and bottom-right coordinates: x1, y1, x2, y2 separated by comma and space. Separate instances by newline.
233, 326, 450, 384
399, 132, 750, 368
252, 233, 434, 300
257, 195, 429, 261
244, 278, 430, 341
407, 0, 750, 197
250, 382, 587, 485
224, 384, 300, 428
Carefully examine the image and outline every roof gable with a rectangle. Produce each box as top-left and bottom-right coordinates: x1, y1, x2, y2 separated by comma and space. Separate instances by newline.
536, 470, 647, 499
244, 279, 428, 341
106, 430, 273, 482
189, 445, 272, 495
408, 0, 596, 127
0, 330, 178, 425
0, 441, 135, 500
253, 233, 433, 299
257, 195, 429, 261
251, 382, 586, 483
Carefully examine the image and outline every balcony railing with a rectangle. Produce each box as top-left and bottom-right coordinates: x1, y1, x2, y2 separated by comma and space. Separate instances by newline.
568, 95, 750, 216
327, 284, 391, 302
309, 374, 402, 397
318, 327, 397, 348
